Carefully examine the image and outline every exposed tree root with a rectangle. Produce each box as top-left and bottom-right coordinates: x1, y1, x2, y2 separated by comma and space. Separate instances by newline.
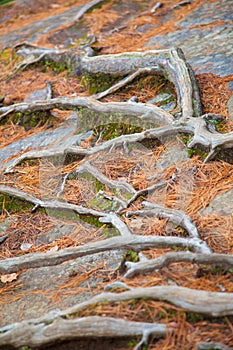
1, 98, 232, 174
197, 342, 233, 350
3, 124, 187, 173
1, 39, 233, 350
0, 316, 170, 349
126, 201, 205, 241
6, 47, 201, 118
41, 285, 233, 317
0, 96, 174, 124
124, 251, 233, 278
74, 0, 107, 21
1, 285, 233, 347
0, 233, 211, 274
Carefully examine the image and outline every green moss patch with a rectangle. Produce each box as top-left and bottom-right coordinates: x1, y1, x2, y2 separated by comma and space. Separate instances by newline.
77, 108, 155, 141
0, 110, 54, 130
0, 0, 14, 5
0, 194, 34, 214
81, 72, 125, 94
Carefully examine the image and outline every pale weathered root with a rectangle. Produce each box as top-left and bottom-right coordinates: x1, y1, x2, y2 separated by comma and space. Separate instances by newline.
0, 316, 170, 349
0, 96, 174, 124
124, 251, 233, 278
61, 161, 136, 211
126, 201, 205, 241
77, 48, 202, 118
43, 285, 233, 317
1, 286, 233, 348
6, 47, 201, 117
1, 98, 232, 174
183, 114, 233, 161
0, 234, 210, 273
76, 161, 136, 195
74, 0, 107, 21
99, 213, 133, 237
94, 67, 164, 100
0, 185, 105, 218
3, 124, 187, 173
126, 174, 176, 207
197, 342, 233, 350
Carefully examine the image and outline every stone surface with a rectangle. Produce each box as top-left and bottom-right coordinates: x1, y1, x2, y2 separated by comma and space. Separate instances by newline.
146, 0, 233, 76
0, 249, 125, 326
0, 112, 90, 171
35, 222, 75, 245
0, 4, 84, 48
0, 217, 17, 235
227, 94, 233, 121
156, 139, 188, 171
201, 188, 233, 216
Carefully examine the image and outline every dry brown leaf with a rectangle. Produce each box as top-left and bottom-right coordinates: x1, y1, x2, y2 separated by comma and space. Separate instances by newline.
0, 273, 18, 284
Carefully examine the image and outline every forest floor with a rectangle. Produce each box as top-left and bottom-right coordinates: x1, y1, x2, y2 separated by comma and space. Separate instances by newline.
0, 0, 233, 349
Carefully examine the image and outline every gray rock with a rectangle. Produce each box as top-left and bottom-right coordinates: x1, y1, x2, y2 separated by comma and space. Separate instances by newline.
36, 222, 75, 245
0, 249, 125, 326
24, 86, 49, 102
145, 0, 233, 76
156, 139, 188, 171
227, 94, 233, 121
201, 188, 233, 216
0, 217, 17, 235
148, 93, 172, 104
0, 112, 91, 171
160, 101, 176, 112
227, 82, 233, 91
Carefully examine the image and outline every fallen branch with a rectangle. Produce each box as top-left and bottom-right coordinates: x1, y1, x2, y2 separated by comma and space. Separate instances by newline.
124, 251, 233, 278
0, 316, 169, 349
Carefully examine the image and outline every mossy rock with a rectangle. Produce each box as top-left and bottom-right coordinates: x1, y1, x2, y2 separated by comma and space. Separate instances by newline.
0, 194, 34, 214
81, 72, 125, 94
0, 110, 54, 130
